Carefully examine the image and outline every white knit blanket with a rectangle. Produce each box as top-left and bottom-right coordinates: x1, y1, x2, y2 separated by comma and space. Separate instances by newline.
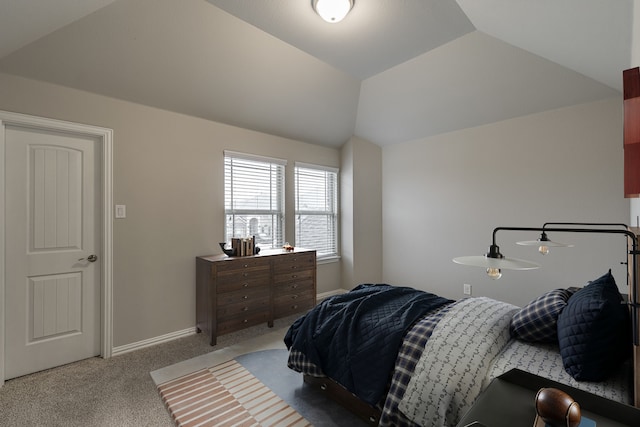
398, 297, 518, 427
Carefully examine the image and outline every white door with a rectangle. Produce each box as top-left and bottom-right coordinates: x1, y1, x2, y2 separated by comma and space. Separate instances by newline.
4, 125, 101, 380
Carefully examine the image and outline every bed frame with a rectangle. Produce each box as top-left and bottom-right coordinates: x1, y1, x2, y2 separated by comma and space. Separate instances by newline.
303, 374, 381, 425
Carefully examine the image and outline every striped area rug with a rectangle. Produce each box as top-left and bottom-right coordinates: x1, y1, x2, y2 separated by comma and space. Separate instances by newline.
157, 358, 311, 427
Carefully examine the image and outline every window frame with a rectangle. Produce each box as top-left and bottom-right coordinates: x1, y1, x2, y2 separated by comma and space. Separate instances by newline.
223, 150, 286, 251
294, 162, 339, 261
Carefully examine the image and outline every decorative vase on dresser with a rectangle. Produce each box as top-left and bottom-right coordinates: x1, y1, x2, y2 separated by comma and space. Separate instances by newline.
195, 248, 316, 345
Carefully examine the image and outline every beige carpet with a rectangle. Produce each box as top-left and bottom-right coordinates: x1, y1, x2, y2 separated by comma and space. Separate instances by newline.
0, 315, 299, 427
158, 358, 310, 427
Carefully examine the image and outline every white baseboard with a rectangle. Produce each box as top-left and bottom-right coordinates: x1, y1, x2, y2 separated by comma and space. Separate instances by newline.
112, 290, 349, 356
111, 327, 197, 357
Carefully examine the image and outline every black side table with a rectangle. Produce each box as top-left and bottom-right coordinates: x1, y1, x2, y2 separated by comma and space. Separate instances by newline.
457, 369, 640, 427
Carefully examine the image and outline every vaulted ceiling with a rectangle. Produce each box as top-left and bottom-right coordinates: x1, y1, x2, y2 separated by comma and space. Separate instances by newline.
0, 0, 632, 147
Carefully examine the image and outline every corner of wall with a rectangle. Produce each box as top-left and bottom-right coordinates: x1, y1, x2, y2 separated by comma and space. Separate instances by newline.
340, 136, 383, 288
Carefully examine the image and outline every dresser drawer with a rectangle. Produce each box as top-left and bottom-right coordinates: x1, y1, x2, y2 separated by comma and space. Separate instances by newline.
274, 288, 314, 306
274, 296, 315, 318
217, 310, 270, 335
215, 257, 270, 272
273, 279, 314, 296
273, 252, 315, 274
217, 287, 269, 306
273, 268, 314, 285
217, 295, 270, 319
216, 269, 270, 293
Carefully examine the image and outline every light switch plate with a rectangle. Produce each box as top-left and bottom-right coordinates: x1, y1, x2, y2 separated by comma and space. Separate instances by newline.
115, 205, 126, 218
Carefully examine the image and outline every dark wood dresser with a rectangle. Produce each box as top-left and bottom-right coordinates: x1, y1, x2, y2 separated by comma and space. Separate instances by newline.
195, 248, 316, 345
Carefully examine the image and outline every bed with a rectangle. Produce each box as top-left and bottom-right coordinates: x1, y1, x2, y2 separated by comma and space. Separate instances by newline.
284, 272, 636, 427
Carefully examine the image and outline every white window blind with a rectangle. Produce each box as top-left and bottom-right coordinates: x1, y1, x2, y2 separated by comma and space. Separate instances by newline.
295, 163, 338, 258
224, 151, 285, 250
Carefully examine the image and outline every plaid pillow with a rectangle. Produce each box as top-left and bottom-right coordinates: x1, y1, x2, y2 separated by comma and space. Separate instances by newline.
510, 288, 573, 343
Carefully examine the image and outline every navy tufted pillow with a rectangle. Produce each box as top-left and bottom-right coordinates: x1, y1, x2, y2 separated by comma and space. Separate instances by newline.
557, 270, 630, 381
510, 289, 573, 343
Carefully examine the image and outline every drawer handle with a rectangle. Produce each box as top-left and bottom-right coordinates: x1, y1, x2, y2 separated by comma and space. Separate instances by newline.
243, 295, 248, 299
292, 284, 298, 289
243, 307, 249, 311
243, 283, 249, 288
242, 272, 249, 277
320, 383, 327, 391
291, 265, 298, 270
243, 264, 249, 268
292, 305, 298, 310
292, 295, 298, 299
243, 319, 248, 323
291, 275, 298, 279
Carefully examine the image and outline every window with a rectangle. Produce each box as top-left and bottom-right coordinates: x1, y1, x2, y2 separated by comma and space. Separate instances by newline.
295, 163, 339, 259
224, 151, 285, 250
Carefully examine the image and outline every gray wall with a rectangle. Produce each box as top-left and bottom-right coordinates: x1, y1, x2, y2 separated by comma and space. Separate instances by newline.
381, 97, 630, 307
0, 73, 342, 348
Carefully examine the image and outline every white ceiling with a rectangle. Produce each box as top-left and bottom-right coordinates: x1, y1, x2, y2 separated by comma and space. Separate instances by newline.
0, 0, 632, 147
206, 0, 476, 80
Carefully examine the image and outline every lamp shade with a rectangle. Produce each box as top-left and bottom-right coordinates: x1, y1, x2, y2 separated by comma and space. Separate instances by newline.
312, 0, 354, 23
516, 240, 573, 247
517, 232, 573, 254
452, 255, 540, 270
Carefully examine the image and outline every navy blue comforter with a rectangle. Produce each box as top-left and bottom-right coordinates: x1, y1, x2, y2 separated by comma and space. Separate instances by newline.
284, 284, 452, 405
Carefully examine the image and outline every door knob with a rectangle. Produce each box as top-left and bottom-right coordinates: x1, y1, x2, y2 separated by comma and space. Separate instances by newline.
79, 254, 98, 262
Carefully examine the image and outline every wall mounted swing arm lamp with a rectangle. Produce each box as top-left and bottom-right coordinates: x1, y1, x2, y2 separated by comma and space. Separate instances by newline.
453, 225, 640, 345
516, 222, 629, 255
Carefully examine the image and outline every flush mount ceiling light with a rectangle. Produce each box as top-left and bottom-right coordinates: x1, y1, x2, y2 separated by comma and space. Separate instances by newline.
312, 0, 354, 23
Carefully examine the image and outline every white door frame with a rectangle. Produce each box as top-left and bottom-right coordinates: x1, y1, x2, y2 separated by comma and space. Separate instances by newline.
0, 110, 113, 385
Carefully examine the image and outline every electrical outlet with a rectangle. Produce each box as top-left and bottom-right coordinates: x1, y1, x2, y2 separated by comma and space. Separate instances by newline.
463, 283, 472, 295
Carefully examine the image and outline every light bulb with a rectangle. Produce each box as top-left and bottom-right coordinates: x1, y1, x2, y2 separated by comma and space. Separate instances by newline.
486, 268, 502, 280
538, 245, 549, 255
313, 0, 353, 23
